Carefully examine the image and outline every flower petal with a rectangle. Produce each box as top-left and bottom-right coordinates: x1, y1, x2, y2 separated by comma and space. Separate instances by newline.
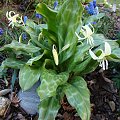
105, 42, 111, 56
105, 60, 108, 70
89, 49, 99, 60
75, 32, 85, 40
102, 60, 105, 70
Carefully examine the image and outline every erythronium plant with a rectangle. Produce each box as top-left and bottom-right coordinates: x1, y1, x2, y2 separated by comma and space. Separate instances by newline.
0, 0, 120, 120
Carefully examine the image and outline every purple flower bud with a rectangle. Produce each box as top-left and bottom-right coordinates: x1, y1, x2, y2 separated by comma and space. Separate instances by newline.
22, 33, 27, 40
35, 13, 43, 19
91, 22, 97, 24
85, 6, 89, 10
0, 28, 4, 35
54, 1, 58, 9
23, 16, 28, 24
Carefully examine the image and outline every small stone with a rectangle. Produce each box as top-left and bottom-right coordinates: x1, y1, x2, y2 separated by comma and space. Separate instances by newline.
0, 97, 11, 118
109, 101, 115, 112
18, 81, 40, 115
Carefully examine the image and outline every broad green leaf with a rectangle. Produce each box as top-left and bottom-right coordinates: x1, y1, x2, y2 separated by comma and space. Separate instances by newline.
36, 3, 57, 34
20, 22, 49, 50
22, 19, 41, 37
93, 34, 106, 46
84, 13, 105, 24
1, 58, 25, 69
80, 59, 98, 75
112, 48, 120, 58
67, 43, 90, 71
21, 26, 38, 40
26, 54, 44, 66
16, 19, 40, 41
19, 65, 41, 91
64, 76, 90, 120
26, 19, 40, 31
116, 40, 120, 45
42, 29, 57, 43
73, 57, 91, 73
0, 40, 40, 53
37, 68, 69, 101
93, 34, 119, 50
38, 96, 60, 120
57, 0, 84, 63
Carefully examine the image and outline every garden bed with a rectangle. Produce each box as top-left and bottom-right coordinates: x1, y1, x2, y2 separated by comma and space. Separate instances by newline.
0, 0, 120, 120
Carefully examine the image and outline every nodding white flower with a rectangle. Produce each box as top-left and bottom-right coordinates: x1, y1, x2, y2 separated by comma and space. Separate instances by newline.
52, 44, 59, 65
89, 42, 111, 70
75, 24, 94, 46
6, 11, 24, 28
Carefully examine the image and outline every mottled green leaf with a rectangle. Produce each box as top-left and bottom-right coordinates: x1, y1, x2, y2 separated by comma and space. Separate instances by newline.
57, 0, 83, 63
26, 54, 44, 66
19, 65, 41, 91
0, 40, 40, 53
93, 34, 106, 46
36, 3, 57, 34
37, 68, 69, 101
1, 58, 25, 69
21, 26, 38, 40
73, 57, 91, 73
19, 19, 40, 40
38, 96, 60, 120
42, 29, 57, 43
112, 48, 120, 58
93, 34, 119, 50
64, 76, 90, 120
67, 43, 90, 71
84, 13, 105, 24
80, 59, 98, 75
26, 19, 39, 30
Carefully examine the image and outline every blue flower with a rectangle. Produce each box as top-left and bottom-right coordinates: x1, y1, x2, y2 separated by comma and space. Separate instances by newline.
35, 13, 42, 19
88, 2, 95, 15
23, 16, 28, 24
22, 33, 27, 40
85, 0, 99, 15
91, 22, 97, 24
87, 22, 97, 25
54, 1, 58, 9
93, 0, 96, 8
0, 28, 4, 35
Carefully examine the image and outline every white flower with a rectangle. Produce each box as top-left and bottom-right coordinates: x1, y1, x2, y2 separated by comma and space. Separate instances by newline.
52, 45, 59, 65
6, 11, 24, 28
75, 24, 94, 46
89, 42, 111, 70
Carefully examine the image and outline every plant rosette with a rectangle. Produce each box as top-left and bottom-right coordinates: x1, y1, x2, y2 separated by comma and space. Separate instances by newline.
0, 0, 120, 120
